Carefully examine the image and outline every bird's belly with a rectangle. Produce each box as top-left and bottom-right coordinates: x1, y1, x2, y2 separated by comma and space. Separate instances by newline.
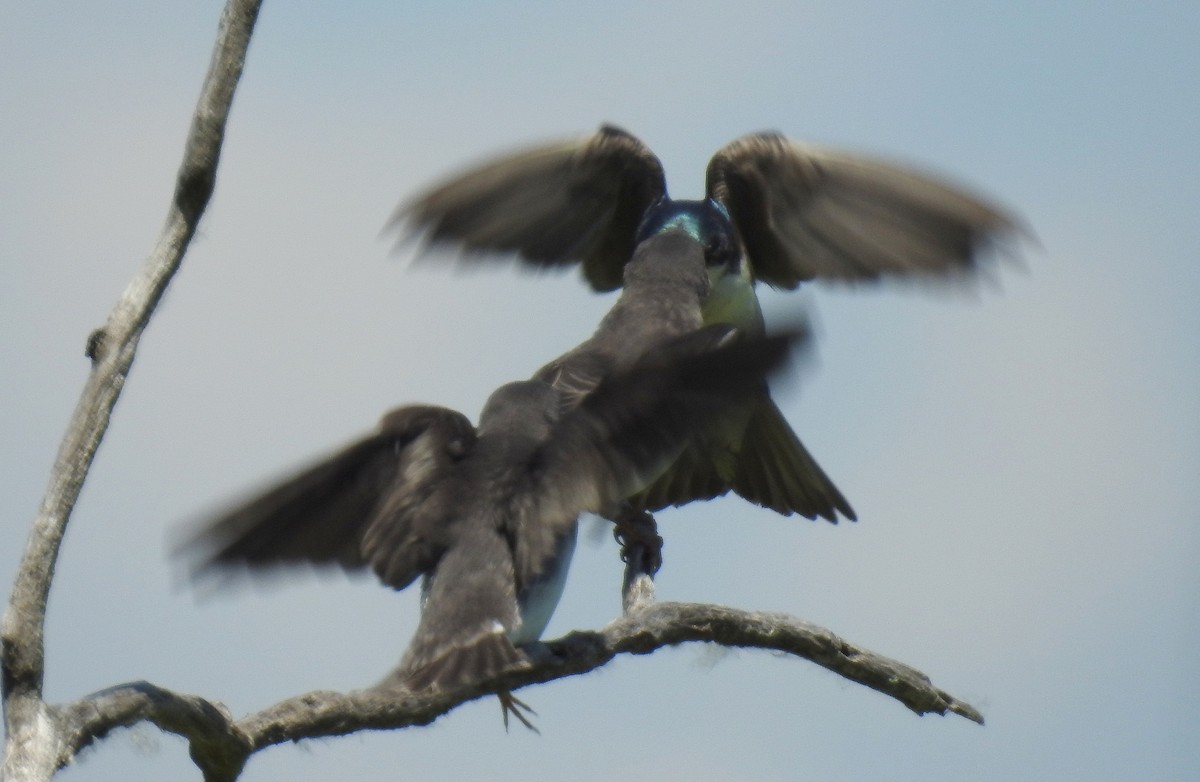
511, 521, 578, 644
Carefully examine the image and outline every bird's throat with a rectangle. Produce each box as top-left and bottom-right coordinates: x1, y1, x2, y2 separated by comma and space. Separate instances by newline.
703, 265, 764, 335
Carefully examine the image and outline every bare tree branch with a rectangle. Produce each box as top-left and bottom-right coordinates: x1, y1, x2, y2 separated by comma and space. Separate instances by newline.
44, 601, 980, 781
1, 1, 262, 779
60, 683, 251, 782
2, 2, 987, 780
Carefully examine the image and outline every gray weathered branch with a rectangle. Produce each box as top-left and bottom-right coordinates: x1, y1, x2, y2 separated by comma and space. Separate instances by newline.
49, 600, 981, 782
0, 1, 262, 780
1, 2, 986, 780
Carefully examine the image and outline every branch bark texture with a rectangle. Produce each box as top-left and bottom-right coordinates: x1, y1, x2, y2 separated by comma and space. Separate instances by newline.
52, 601, 982, 782
1, 1, 262, 779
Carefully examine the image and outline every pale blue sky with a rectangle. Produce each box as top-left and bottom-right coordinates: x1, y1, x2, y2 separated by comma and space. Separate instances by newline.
2, 2, 1197, 780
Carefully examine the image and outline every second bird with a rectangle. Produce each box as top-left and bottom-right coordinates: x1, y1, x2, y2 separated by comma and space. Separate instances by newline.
396, 125, 1027, 523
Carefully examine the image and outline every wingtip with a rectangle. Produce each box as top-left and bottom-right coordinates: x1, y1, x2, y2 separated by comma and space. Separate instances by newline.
597, 122, 635, 139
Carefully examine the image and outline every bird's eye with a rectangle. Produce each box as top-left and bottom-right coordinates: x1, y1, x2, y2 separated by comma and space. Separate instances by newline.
704, 234, 730, 262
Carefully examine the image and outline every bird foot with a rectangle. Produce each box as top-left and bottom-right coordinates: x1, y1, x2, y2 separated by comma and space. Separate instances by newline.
499, 691, 540, 734
612, 506, 663, 575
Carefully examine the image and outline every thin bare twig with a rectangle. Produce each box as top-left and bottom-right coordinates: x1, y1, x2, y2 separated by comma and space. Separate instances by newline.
1, 1, 262, 780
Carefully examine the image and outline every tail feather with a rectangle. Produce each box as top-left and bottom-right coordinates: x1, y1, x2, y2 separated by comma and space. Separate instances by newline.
403, 628, 529, 694
732, 399, 856, 522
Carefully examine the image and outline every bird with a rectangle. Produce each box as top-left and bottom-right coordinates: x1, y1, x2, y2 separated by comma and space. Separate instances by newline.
522, 222, 850, 567
392, 126, 1027, 525
178, 323, 803, 729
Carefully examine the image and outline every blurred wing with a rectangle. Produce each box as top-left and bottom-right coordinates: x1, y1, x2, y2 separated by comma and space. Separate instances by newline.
513, 326, 802, 582
706, 132, 1027, 289
395, 125, 667, 291
178, 405, 475, 591
357, 407, 479, 590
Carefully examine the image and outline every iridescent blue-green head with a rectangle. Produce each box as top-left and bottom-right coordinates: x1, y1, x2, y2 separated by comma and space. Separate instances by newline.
635, 198, 762, 332
635, 198, 743, 274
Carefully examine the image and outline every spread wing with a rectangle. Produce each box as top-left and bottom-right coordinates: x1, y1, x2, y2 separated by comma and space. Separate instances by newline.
706, 132, 1028, 289
394, 125, 667, 291
510, 326, 803, 583
177, 405, 476, 591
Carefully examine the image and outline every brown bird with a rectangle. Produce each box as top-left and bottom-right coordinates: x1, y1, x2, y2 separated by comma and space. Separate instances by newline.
179, 323, 804, 729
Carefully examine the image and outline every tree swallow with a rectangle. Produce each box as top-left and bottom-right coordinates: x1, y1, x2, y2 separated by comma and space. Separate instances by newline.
396, 125, 1023, 291
179, 324, 802, 727
394, 125, 1025, 523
